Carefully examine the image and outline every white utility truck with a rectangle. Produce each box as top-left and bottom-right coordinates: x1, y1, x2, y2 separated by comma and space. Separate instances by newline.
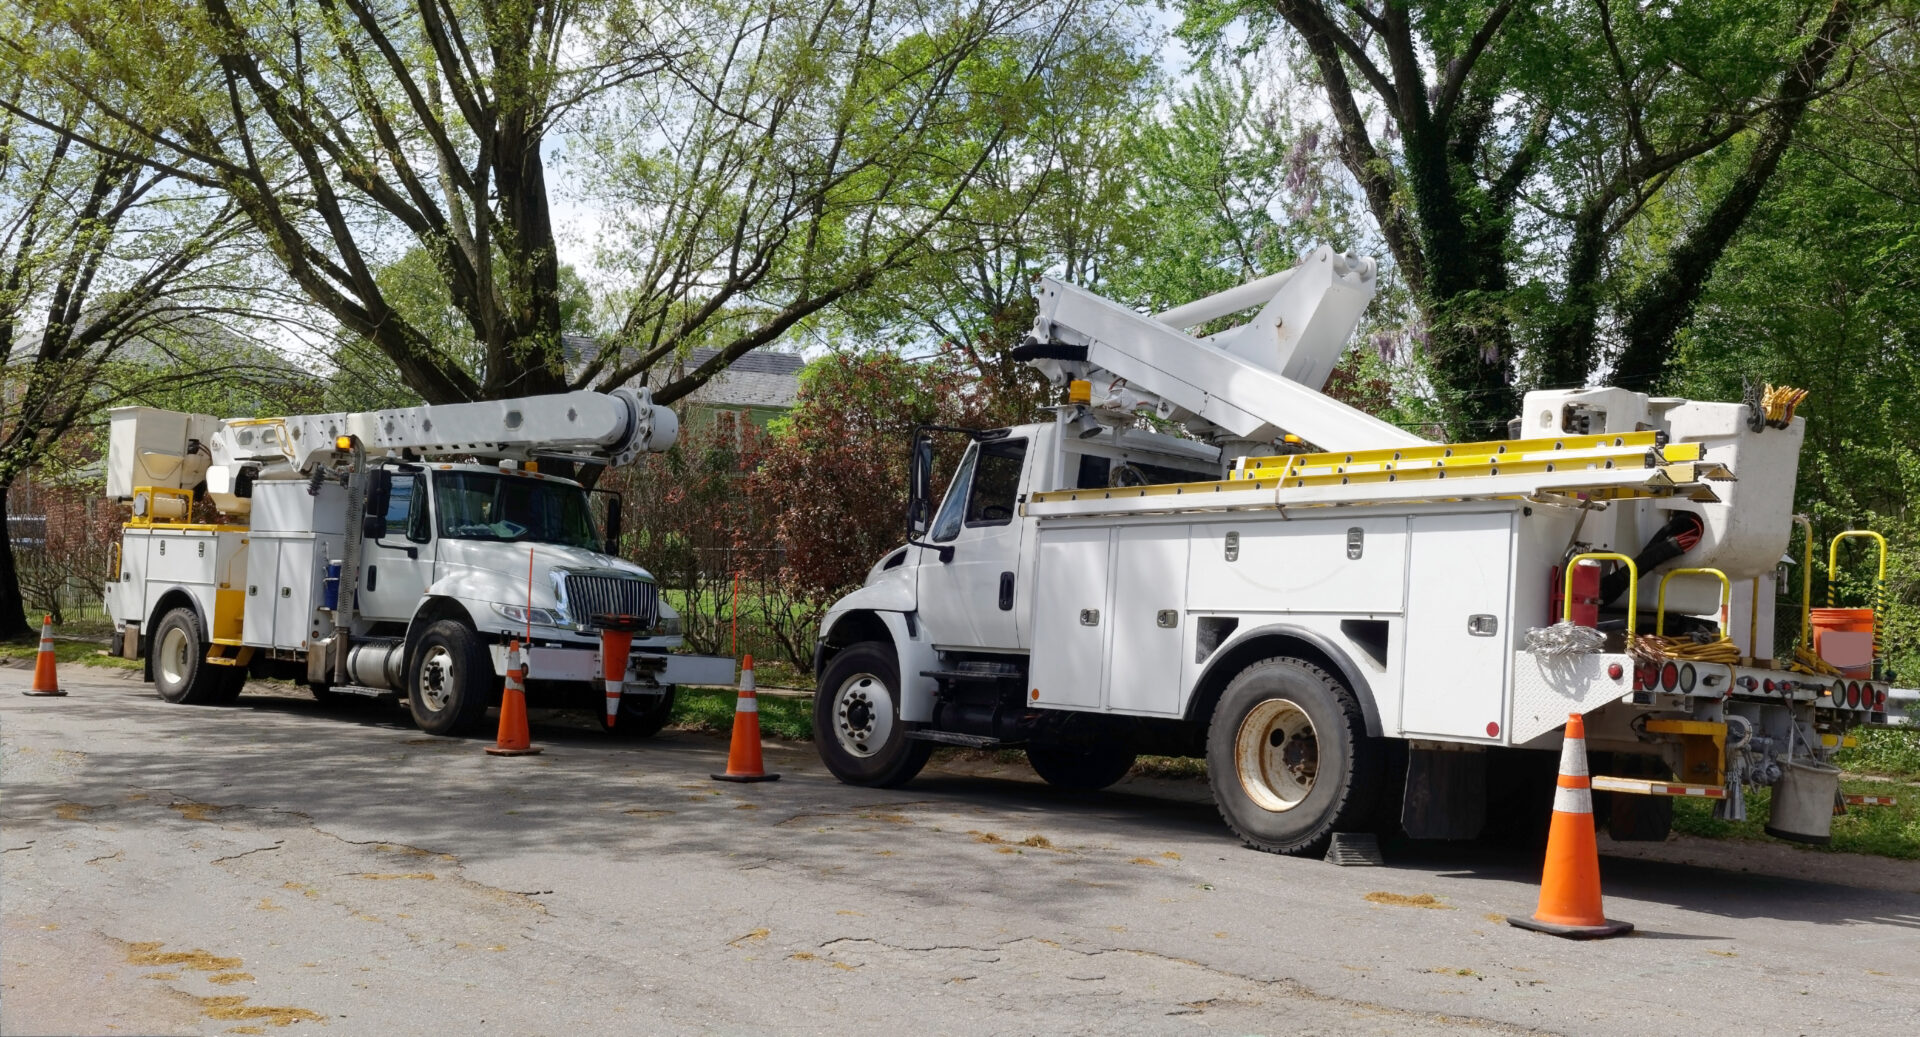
809, 246, 1908, 856
102, 389, 735, 735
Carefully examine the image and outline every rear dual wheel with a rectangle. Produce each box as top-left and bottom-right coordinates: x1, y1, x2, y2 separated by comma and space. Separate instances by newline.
1206, 657, 1383, 857
151, 607, 243, 705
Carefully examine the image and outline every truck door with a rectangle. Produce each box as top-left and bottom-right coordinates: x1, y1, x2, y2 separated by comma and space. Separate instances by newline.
916, 436, 1030, 651
358, 471, 436, 624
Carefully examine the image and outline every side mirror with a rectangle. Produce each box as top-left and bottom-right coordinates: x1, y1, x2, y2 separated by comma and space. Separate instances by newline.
907, 433, 933, 539
362, 469, 391, 540
604, 495, 623, 557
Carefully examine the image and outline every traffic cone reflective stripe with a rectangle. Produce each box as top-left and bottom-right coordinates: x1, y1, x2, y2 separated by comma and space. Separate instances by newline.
712, 655, 778, 783
600, 627, 634, 727
1508, 712, 1631, 939
485, 640, 542, 757
24, 615, 67, 697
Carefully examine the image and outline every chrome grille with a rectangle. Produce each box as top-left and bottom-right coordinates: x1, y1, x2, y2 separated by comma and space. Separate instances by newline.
563, 573, 657, 629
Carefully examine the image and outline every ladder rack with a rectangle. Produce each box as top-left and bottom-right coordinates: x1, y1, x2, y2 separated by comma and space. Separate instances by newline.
1025, 429, 1732, 519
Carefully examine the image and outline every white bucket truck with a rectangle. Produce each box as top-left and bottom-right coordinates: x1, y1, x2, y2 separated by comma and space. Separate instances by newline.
809, 247, 1907, 856
103, 389, 734, 735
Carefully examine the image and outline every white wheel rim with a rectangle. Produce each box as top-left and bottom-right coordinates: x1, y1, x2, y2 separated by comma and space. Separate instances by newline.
419, 646, 456, 711
832, 672, 893, 759
1235, 698, 1319, 812
158, 625, 191, 688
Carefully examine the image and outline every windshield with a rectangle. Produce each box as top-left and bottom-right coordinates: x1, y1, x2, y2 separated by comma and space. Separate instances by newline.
435, 471, 599, 550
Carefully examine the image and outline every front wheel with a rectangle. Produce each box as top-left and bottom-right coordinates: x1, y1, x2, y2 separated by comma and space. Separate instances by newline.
595, 685, 677, 738
1205, 656, 1383, 857
812, 642, 931, 788
1027, 745, 1137, 790
407, 620, 495, 735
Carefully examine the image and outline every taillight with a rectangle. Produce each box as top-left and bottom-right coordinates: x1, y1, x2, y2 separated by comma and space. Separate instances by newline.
1636, 663, 1658, 689
1661, 662, 1679, 692
1877, 686, 1888, 710
1764, 678, 1775, 693
1846, 681, 1860, 708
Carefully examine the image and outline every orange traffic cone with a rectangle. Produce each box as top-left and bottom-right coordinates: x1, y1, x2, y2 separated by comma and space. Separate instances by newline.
1508, 713, 1632, 939
23, 615, 67, 697
712, 655, 778, 783
485, 640, 542, 756
599, 626, 634, 728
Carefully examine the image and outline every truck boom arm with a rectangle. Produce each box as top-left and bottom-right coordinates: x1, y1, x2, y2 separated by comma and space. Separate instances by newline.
1016, 246, 1426, 451
208, 387, 677, 476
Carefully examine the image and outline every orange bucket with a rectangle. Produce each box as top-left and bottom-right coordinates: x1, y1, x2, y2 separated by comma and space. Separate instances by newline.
1811, 607, 1875, 677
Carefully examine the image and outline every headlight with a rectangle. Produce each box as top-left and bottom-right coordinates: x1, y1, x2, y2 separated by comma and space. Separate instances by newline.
653, 613, 682, 636
492, 602, 566, 627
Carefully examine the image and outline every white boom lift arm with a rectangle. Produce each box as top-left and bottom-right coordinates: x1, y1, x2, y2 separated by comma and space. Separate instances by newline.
206, 387, 678, 481
1014, 245, 1427, 452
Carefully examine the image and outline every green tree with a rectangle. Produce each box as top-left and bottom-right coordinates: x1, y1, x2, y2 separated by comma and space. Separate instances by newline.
1180, 0, 1869, 436
5, 0, 1122, 409
0, 73, 267, 637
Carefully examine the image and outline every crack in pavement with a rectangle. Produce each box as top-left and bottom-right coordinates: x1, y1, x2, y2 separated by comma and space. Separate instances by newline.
210, 842, 284, 863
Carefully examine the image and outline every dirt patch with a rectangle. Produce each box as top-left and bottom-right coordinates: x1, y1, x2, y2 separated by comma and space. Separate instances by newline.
355, 872, 436, 881
124, 941, 243, 972
208, 972, 254, 985
196, 995, 323, 1027
167, 801, 228, 823
53, 802, 98, 821
1365, 892, 1451, 910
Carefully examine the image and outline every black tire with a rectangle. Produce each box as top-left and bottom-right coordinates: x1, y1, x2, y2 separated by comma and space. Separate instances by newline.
206, 666, 247, 704
1027, 745, 1137, 790
1205, 657, 1383, 857
812, 641, 931, 788
1606, 754, 1675, 842
406, 619, 495, 735
151, 607, 226, 705
595, 685, 677, 738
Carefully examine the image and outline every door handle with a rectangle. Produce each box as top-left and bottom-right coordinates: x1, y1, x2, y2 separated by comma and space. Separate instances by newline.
998, 571, 1015, 611
366, 565, 377, 592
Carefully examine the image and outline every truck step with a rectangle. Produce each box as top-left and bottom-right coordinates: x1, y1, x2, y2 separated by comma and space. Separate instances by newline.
920, 668, 1021, 684
325, 684, 393, 699
905, 730, 1005, 748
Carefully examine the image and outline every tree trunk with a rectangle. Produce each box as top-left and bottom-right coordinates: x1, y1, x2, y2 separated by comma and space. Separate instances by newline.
0, 478, 33, 640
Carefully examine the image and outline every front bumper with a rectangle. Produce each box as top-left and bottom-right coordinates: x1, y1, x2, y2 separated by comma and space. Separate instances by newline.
487, 643, 738, 689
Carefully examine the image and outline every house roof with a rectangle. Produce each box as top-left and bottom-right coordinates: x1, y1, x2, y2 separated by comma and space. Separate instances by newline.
561, 335, 803, 410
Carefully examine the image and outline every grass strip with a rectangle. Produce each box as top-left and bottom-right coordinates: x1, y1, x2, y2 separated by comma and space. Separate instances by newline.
1672, 776, 1919, 860
669, 684, 813, 741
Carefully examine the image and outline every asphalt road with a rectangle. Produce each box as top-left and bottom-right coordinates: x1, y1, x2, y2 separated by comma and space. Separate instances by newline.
4, 664, 1918, 1037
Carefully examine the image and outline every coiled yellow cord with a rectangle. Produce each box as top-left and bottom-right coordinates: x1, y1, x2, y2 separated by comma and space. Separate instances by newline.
1630, 633, 1741, 666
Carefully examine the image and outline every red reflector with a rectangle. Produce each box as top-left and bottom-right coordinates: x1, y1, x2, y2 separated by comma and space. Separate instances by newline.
1877, 687, 1888, 710
1607, 662, 1624, 680
1486, 721, 1500, 738
1661, 662, 1679, 691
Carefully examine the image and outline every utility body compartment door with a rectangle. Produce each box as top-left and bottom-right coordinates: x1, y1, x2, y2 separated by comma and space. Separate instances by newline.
1027, 525, 1110, 709
1105, 525, 1188, 715
1398, 512, 1515, 742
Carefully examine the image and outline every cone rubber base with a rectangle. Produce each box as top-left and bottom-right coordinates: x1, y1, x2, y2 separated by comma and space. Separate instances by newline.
485, 746, 544, 756
22, 689, 67, 697
711, 772, 780, 783
1506, 915, 1633, 940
